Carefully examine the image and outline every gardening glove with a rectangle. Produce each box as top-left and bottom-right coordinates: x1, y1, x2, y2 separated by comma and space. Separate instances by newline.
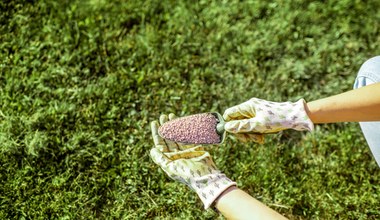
150, 114, 236, 209
223, 98, 314, 135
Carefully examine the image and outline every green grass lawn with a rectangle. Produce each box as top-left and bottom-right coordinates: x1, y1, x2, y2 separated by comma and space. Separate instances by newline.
1, 0, 379, 219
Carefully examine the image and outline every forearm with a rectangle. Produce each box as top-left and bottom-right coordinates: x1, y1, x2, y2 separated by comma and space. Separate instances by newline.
214, 187, 287, 220
305, 82, 380, 123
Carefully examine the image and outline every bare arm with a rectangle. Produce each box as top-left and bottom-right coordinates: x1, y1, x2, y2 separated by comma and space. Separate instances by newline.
214, 187, 288, 220
305, 82, 380, 123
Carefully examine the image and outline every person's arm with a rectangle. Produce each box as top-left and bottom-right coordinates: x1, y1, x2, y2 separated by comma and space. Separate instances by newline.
214, 186, 288, 220
305, 82, 380, 123
151, 114, 289, 219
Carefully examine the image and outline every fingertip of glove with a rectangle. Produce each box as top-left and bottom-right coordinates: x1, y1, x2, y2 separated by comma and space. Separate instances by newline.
159, 114, 169, 125
256, 136, 265, 145
168, 113, 177, 120
151, 120, 160, 130
223, 121, 235, 133
222, 112, 229, 121
149, 147, 158, 157
235, 134, 248, 143
222, 108, 235, 121
249, 133, 264, 144
225, 120, 249, 133
150, 148, 164, 164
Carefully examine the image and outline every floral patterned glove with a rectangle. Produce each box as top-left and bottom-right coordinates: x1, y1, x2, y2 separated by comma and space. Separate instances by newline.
223, 98, 314, 135
150, 114, 236, 209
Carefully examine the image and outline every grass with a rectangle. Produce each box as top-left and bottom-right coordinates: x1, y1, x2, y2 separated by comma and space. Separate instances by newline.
1, 0, 379, 219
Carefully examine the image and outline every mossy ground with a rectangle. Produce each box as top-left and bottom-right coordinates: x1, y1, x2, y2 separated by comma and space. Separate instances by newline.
1, 0, 379, 219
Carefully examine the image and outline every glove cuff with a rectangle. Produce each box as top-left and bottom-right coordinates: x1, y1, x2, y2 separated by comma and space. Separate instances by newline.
291, 99, 314, 131
192, 173, 237, 209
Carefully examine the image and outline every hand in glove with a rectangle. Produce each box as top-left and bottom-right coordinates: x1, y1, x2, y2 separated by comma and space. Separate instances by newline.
223, 98, 314, 135
150, 114, 236, 209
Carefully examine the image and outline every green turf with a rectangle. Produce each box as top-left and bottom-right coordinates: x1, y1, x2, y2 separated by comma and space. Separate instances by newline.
1, 0, 379, 219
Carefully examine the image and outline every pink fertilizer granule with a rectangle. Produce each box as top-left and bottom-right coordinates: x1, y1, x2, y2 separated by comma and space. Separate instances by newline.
158, 113, 221, 144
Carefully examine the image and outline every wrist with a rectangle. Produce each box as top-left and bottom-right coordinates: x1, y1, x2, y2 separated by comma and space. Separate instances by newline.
213, 185, 238, 207
291, 99, 314, 131
194, 173, 237, 209
304, 100, 317, 124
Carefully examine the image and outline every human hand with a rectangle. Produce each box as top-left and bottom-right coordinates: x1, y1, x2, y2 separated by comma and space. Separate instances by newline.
150, 114, 236, 209
223, 98, 314, 135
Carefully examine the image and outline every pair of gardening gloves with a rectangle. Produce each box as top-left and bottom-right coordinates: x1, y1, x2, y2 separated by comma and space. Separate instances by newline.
150, 98, 314, 209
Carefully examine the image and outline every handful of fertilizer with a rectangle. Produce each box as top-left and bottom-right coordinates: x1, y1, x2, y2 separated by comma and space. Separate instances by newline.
158, 112, 226, 144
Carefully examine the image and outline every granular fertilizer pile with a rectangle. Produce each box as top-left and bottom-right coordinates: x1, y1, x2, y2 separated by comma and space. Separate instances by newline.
158, 113, 221, 144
